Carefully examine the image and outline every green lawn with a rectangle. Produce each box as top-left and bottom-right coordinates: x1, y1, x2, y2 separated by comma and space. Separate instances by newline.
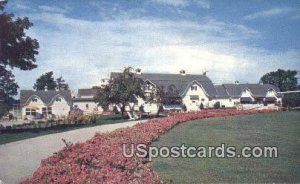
0, 115, 125, 145
151, 111, 300, 183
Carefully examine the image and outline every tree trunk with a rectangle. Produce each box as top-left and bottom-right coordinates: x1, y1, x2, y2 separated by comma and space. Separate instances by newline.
121, 103, 126, 119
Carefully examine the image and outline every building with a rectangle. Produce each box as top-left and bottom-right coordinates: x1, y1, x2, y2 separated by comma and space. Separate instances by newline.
20, 89, 72, 120
73, 88, 103, 114
111, 70, 282, 111
213, 83, 282, 108
111, 70, 217, 112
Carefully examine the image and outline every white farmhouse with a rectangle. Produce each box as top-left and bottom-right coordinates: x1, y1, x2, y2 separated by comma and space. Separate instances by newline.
73, 88, 103, 114
20, 89, 72, 120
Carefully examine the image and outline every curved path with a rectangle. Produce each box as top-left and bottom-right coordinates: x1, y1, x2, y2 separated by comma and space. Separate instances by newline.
0, 120, 147, 184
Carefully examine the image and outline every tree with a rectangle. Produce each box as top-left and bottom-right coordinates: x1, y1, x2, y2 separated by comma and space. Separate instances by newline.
94, 67, 144, 118
0, 1, 39, 115
148, 84, 182, 116
56, 76, 69, 90
33, 71, 57, 90
282, 93, 300, 109
260, 69, 298, 91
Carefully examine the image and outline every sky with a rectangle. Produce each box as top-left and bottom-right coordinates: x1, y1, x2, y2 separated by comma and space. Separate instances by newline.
5, 0, 300, 92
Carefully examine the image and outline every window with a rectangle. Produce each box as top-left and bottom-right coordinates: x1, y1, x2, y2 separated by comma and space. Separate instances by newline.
42, 107, 47, 115
31, 109, 36, 116
26, 108, 31, 115
86, 104, 89, 109
56, 97, 61, 102
229, 97, 232, 102
48, 107, 52, 114
191, 86, 197, 91
26, 108, 36, 116
32, 98, 37, 102
201, 98, 205, 102
190, 95, 199, 100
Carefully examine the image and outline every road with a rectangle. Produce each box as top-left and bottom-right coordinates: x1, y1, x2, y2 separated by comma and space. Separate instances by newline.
0, 119, 147, 184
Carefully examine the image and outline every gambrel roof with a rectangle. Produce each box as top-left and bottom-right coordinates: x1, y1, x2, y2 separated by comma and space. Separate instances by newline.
221, 83, 281, 98
20, 90, 72, 106
111, 72, 217, 97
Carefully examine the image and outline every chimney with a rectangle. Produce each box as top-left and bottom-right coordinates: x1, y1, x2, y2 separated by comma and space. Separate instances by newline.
44, 85, 48, 91
55, 86, 60, 91
135, 68, 142, 75
180, 69, 186, 76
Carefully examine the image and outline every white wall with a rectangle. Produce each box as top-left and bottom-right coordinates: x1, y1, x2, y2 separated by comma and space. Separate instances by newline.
182, 83, 210, 111
240, 89, 255, 101
266, 90, 282, 103
51, 97, 71, 117
73, 101, 103, 114
212, 98, 237, 108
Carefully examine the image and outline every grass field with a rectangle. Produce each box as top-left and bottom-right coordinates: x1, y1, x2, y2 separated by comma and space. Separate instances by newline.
151, 111, 300, 183
0, 115, 125, 145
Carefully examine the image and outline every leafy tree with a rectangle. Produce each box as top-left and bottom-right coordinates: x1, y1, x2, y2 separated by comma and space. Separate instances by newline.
56, 76, 69, 90
33, 71, 57, 90
94, 67, 144, 118
260, 69, 298, 91
0, 0, 39, 115
282, 93, 300, 109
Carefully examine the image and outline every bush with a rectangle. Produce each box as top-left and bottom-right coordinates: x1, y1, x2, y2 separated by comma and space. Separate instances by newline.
214, 101, 220, 109
23, 109, 274, 184
282, 93, 300, 108
113, 106, 120, 114
182, 104, 187, 112
199, 103, 204, 110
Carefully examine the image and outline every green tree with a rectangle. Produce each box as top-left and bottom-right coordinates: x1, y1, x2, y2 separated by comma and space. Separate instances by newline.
56, 76, 69, 90
0, 1, 39, 115
33, 71, 57, 90
94, 67, 144, 118
148, 84, 182, 115
282, 93, 300, 109
260, 69, 298, 91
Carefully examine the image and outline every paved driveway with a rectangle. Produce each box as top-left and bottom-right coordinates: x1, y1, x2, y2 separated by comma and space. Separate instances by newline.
0, 120, 147, 184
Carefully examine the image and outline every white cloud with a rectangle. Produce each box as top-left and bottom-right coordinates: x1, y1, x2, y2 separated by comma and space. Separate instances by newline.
149, 0, 210, 9
13, 11, 300, 91
244, 7, 292, 20
150, 0, 188, 7
38, 5, 70, 14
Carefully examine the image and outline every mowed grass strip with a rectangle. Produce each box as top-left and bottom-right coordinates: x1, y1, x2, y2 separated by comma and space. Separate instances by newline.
151, 112, 300, 183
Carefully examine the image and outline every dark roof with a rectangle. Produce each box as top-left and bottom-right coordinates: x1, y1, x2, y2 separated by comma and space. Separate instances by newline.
78, 88, 98, 97
73, 98, 95, 102
222, 83, 281, 98
110, 72, 217, 97
214, 85, 230, 98
20, 90, 72, 106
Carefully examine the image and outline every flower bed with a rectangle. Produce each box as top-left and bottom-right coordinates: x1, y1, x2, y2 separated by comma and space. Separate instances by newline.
22, 109, 275, 184
0, 113, 99, 133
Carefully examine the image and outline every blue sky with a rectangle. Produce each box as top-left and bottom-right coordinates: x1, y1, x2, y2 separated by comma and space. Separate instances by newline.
5, 0, 300, 92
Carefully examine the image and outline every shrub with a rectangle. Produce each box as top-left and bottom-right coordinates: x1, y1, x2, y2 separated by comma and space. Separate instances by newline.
182, 104, 187, 112
113, 106, 120, 114
199, 103, 204, 109
214, 101, 220, 109
282, 93, 300, 108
